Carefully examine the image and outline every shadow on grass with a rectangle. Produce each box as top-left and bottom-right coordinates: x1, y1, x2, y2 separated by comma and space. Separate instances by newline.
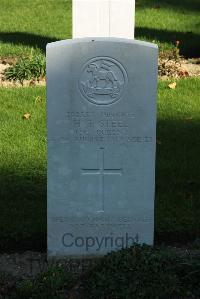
155, 118, 200, 245
135, 27, 200, 57
0, 118, 200, 251
0, 169, 46, 252
0, 32, 60, 53
1, 29, 199, 58
136, 0, 200, 13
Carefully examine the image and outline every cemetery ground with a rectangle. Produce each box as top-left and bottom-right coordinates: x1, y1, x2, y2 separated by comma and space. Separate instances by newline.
0, 0, 200, 298
0, 80, 200, 298
0, 0, 199, 58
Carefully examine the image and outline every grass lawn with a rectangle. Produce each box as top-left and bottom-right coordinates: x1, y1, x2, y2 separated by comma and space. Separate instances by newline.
0, 0, 72, 57
0, 87, 46, 250
136, 0, 200, 57
156, 78, 200, 243
0, 0, 199, 58
0, 78, 199, 251
0, 2, 199, 297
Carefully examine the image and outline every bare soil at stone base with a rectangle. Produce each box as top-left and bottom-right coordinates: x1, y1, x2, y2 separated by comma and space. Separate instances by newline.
158, 57, 200, 80
0, 58, 45, 87
0, 57, 200, 87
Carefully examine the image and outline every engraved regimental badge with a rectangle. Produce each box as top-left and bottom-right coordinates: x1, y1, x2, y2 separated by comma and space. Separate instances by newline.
79, 57, 128, 105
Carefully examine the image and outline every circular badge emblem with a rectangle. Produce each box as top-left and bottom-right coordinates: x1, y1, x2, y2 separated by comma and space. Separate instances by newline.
79, 57, 128, 105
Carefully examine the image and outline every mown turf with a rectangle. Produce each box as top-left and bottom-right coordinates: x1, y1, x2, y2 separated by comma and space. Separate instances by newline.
0, 0, 199, 58
135, 0, 200, 57
156, 78, 200, 243
0, 78, 199, 250
0, 0, 72, 57
0, 87, 46, 250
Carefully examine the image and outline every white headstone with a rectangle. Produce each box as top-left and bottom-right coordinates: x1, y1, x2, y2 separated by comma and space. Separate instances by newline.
73, 0, 135, 39
47, 38, 158, 258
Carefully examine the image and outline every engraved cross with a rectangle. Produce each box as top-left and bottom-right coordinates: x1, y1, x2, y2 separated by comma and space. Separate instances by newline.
82, 147, 122, 212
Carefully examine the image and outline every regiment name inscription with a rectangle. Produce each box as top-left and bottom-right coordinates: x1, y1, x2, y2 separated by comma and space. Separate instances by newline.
51, 110, 153, 144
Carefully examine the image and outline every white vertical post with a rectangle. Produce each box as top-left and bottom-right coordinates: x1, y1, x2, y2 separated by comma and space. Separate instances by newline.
73, 0, 135, 39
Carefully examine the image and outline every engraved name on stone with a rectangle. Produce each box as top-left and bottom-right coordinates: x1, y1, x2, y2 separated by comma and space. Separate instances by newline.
49, 110, 153, 144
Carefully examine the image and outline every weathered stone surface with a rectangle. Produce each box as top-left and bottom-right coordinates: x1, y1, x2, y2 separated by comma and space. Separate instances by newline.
47, 38, 158, 257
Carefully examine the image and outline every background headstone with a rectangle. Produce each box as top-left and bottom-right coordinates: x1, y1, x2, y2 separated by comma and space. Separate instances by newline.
47, 38, 158, 257
73, 0, 135, 38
